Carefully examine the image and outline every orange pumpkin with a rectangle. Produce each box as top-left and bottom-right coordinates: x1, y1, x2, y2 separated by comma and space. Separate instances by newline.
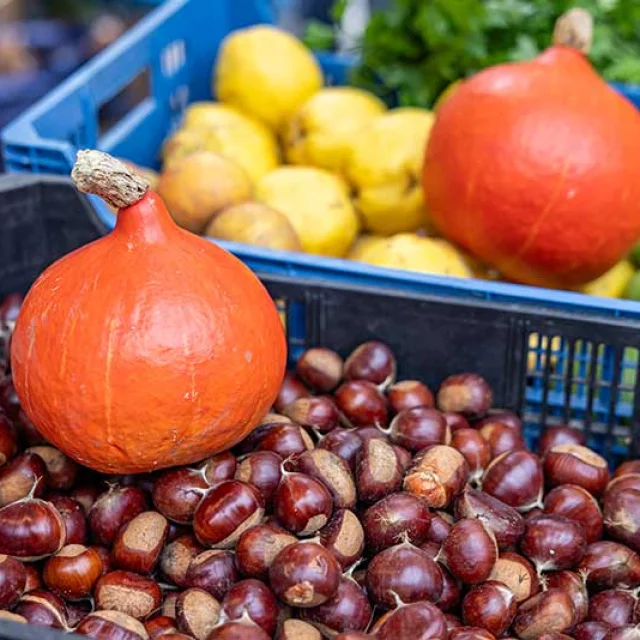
423, 10, 640, 289
11, 151, 287, 474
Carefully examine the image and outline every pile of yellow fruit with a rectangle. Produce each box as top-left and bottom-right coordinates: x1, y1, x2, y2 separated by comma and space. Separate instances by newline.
137, 24, 633, 299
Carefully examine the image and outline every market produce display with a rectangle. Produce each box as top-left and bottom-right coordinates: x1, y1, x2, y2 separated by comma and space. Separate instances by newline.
2, 287, 640, 638
10, 151, 287, 474
122, 8, 640, 303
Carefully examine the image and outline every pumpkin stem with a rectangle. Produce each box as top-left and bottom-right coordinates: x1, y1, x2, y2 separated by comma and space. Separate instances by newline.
552, 8, 593, 55
71, 149, 149, 210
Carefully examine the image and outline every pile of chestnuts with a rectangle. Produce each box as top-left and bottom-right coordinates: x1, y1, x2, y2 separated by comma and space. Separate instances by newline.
1, 292, 640, 640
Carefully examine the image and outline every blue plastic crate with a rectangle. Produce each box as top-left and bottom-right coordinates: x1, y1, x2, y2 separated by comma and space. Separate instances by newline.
2, 0, 640, 463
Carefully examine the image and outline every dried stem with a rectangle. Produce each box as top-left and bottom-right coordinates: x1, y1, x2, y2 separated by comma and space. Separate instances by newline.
553, 8, 593, 55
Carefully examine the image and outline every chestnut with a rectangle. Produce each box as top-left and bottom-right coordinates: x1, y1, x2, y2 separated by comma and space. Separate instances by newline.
89, 485, 148, 547
344, 341, 396, 388
0, 451, 47, 507
353, 425, 387, 443
25, 446, 78, 490
335, 380, 388, 428
615, 461, 640, 479
443, 412, 471, 433
574, 622, 611, 640
278, 619, 323, 640
0, 377, 19, 420
318, 428, 363, 473
403, 445, 468, 508
193, 480, 264, 548
451, 428, 491, 479
151, 468, 208, 524
162, 593, 178, 619
14, 409, 46, 447
371, 601, 448, 639
292, 449, 357, 510
94, 570, 162, 620
538, 426, 585, 456
513, 589, 576, 639
449, 629, 496, 640
604, 627, 640, 640
475, 409, 523, 432
604, 488, 640, 552
23, 565, 43, 592
0, 414, 17, 465
185, 549, 239, 600
387, 380, 434, 413
365, 541, 443, 608
319, 508, 365, 569
14, 590, 67, 628
202, 451, 237, 486
0, 554, 26, 609
207, 620, 271, 639
282, 396, 340, 433
454, 486, 525, 549
520, 513, 587, 571
437, 565, 461, 613
48, 496, 88, 545
544, 444, 610, 497
439, 518, 498, 584
426, 511, 454, 543
175, 587, 222, 640
255, 423, 314, 458
388, 406, 449, 452
544, 483, 604, 543
221, 579, 279, 636
605, 474, 640, 500
296, 347, 344, 392
546, 571, 589, 625
300, 576, 372, 636
145, 616, 179, 639
478, 422, 525, 458
362, 491, 431, 553
274, 471, 333, 535
578, 541, 640, 590
66, 601, 92, 627
275, 372, 311, 412
0, 496, 66, 560
481, 450, 543, 512
235, 524, 297, 580
269, 540, 341, 608
462, 580, 517, 636
43, 544, 103, 600
393, 444, 412, 472
159, 534, 203, 588
589, 589, 636, 628
71, 483, 104, 514
76, 610, 149, 639
355, 438, 403, 505
234, 451, 282, 507
488, 551, 539, 603
436, 373, 492, 418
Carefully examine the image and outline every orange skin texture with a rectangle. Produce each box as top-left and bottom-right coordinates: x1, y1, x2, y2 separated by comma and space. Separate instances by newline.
423, 46, 640, 288
10, 191, 287, 473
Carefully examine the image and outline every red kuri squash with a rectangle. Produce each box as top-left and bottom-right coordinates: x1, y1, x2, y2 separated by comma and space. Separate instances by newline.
11, 151, 287, 473
423, 9, 640, 288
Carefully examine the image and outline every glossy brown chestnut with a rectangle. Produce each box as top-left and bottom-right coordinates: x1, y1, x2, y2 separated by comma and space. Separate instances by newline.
25, 446, 78, 490
513, 589, 576, 639
544, 483, 604, 543
488, 551, 539, 603
0, 496, 66, 560
14, 590, 67, 628
318, 508, 365, 569
388, 406, 449, 452
439, 518, 498, 584
254, 423, 314, 458
371, 601, 448, 640
403, 445, 468, 508
605, 474, 640, 500
426, 511, 454, 543
449, 629, 496, 640
202, 451, 237, 486
88, 486, 148, 547
162, 593, 178, 619
282, 396, 340, 433
278, 619, 323, 640
578, 541, 640, 590
335, 380, 388, 427
0, 554, 26, 609
300, 576, 372, 636
475, 409, 523, 432
159, 535, 203, 588
545, 570, 589, 625
94, 570, 162, 621
462, 580, 517, 636
193, 480, 264, 548
207, 620, 271, 640
111, 510, 169, 574
23, 565, 42, 592
604, 488, 640, 553
615, 461, 640, 479
387, 380, 435, 413
268, 540, 341, 608
520, 513, 587, 571
0, 452, 47, 507
481, 450, 543, 512
43, 544, 103, 600
234, 451, 282, 508
365, 541, 443, 609
235, 524, 297, 580
274, 472, 333, 535
275, 372, 311, 412
70, 483, 103, 514
451, 428, 491, 478
296, 348, 344, 392
478, 422, 525, 458
361, 491, 431, 553
48, 496, 88, 545
443, 412, 472, 433
454, 487, 525, 549
317, 429, 363, 473
437, 565, 462, 613
76, 610, 149, 640
589, 589, 636, 629
151, 468, 208, 524
175, 587, 221, 640
344, 341, 397, 388
574, 621, 611, 640
145, 615, 179, 639
355, 438, 403, 505
185, 550, 239, 600
537, 426, 585, 456
544, 444, 610, 497
436, 373, 493, 418
292, 449, 357, 510
220, 579, 279, 636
